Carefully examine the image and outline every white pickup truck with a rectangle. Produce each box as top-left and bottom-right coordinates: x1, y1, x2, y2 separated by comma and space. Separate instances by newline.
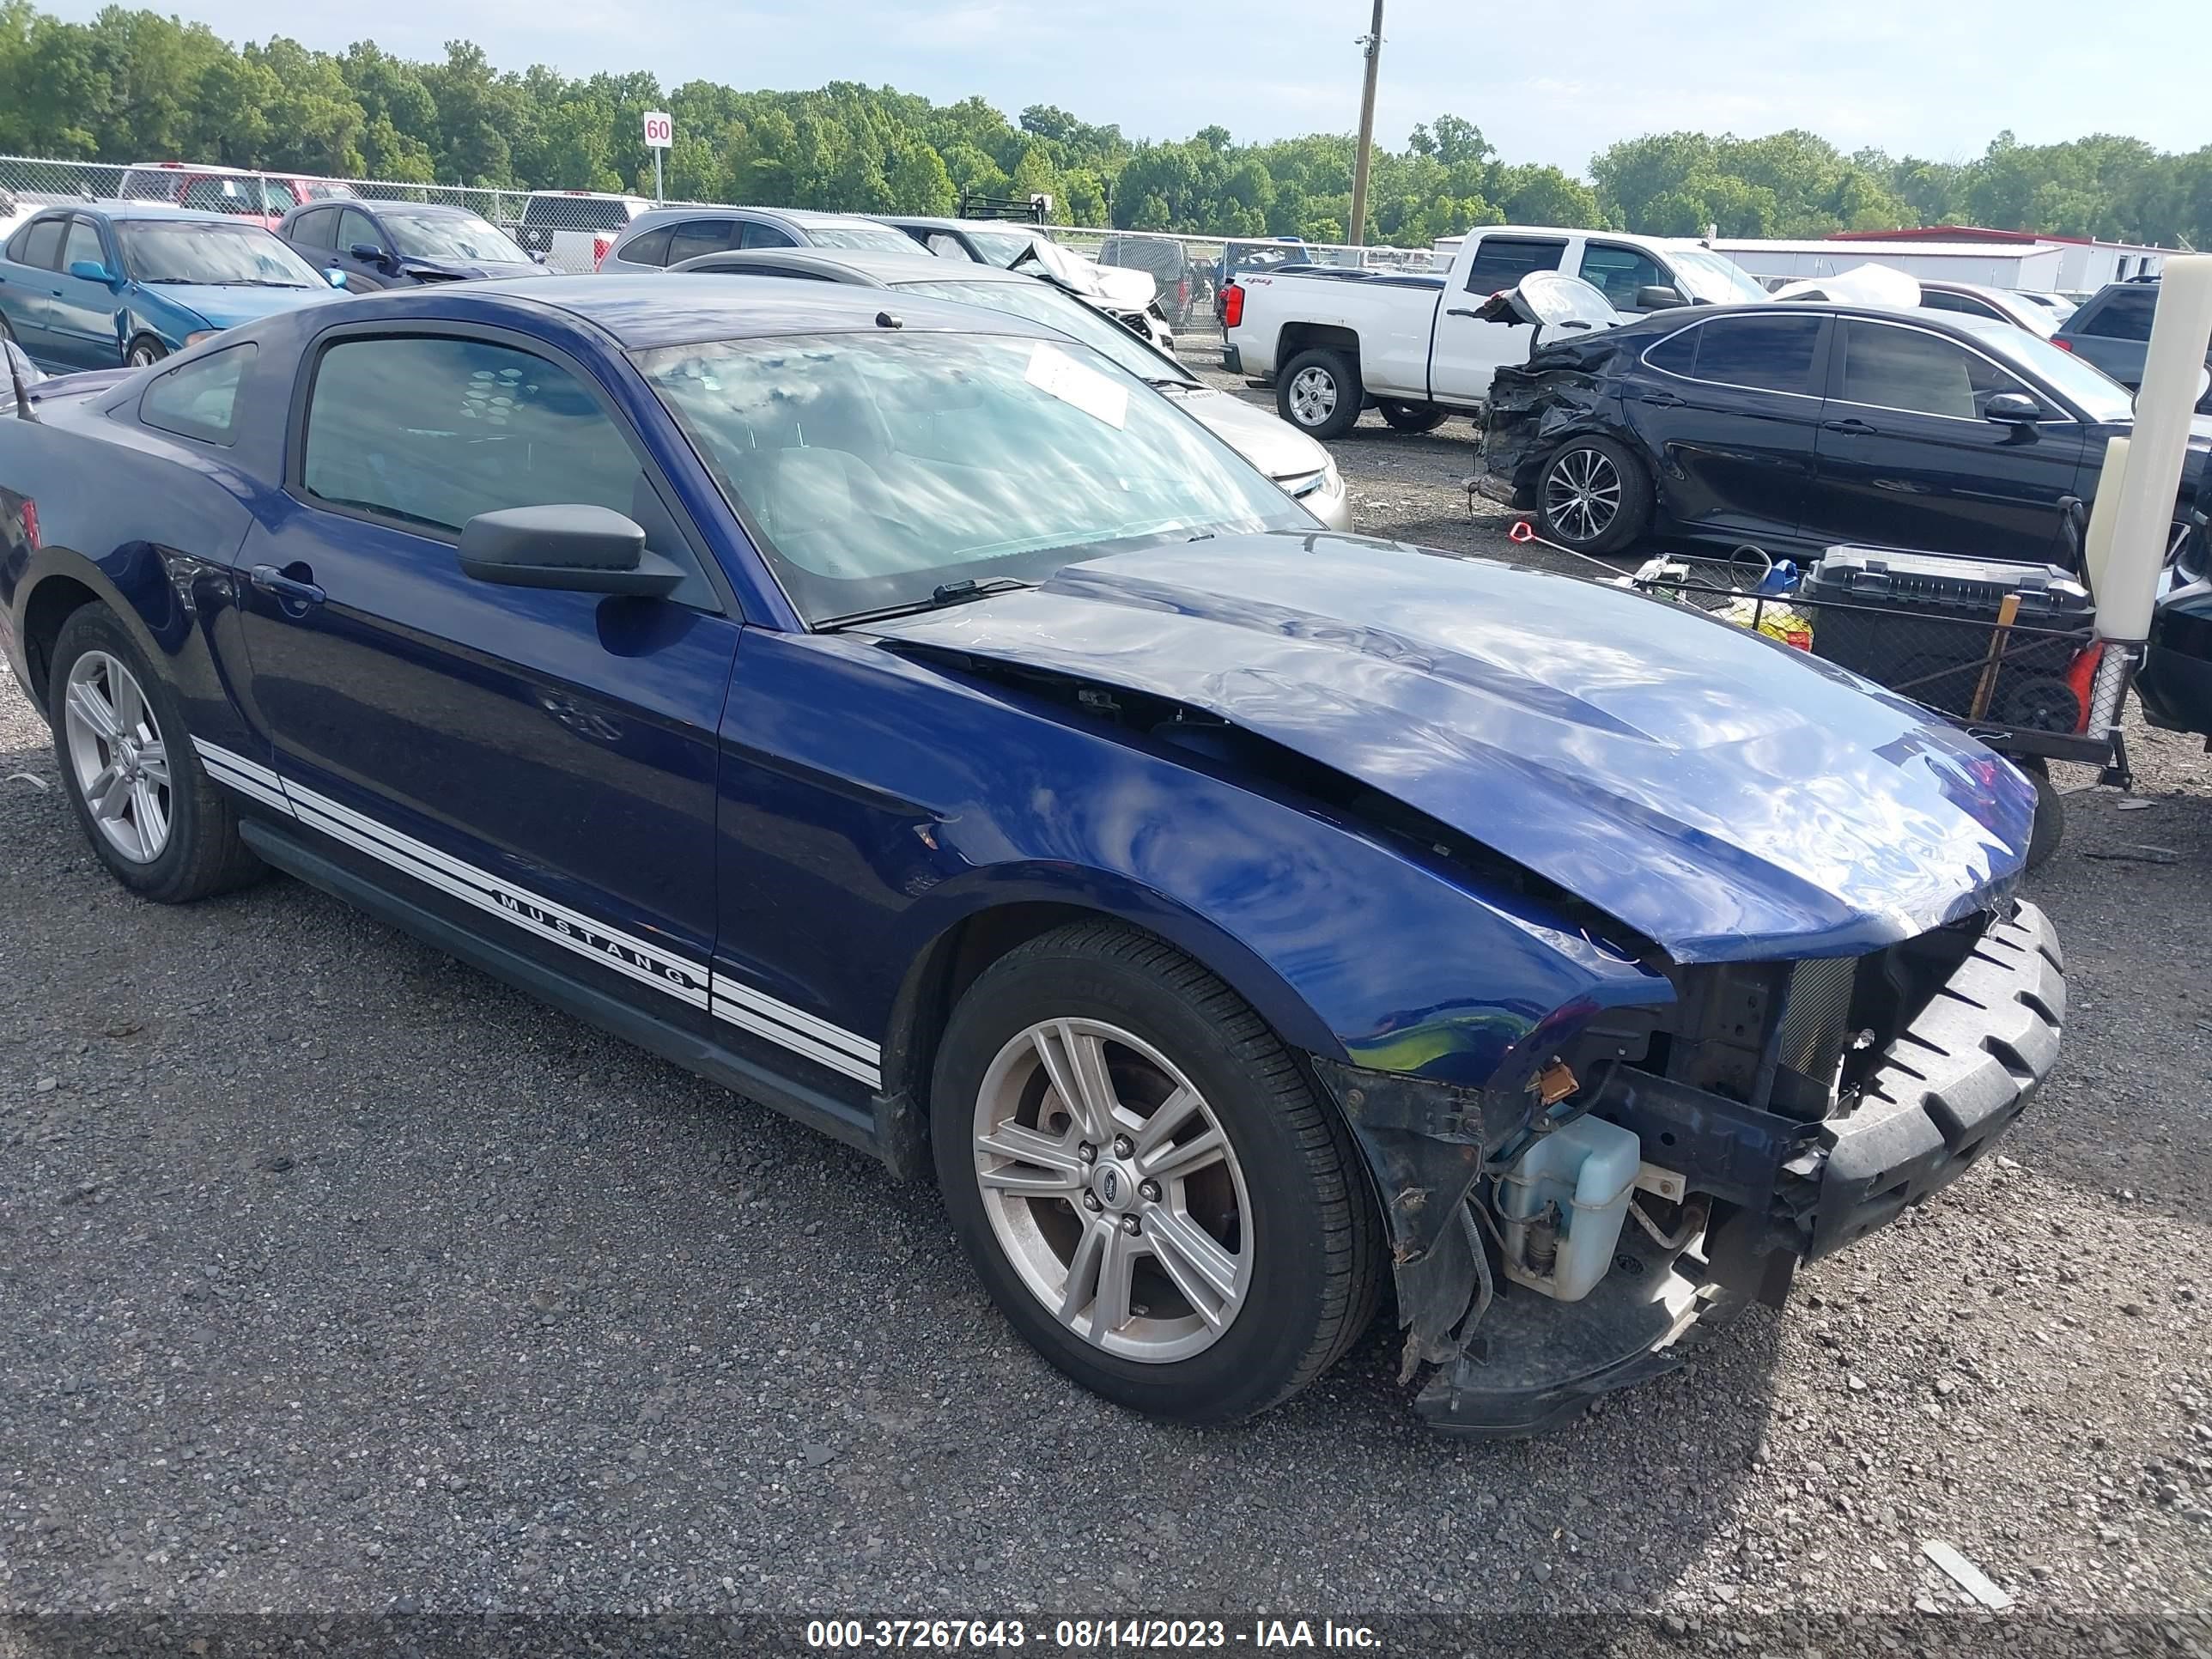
1222, 225, 1772, 438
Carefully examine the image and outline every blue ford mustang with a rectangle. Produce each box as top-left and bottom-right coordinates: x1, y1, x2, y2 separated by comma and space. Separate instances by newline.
0, 278, 2064, 1435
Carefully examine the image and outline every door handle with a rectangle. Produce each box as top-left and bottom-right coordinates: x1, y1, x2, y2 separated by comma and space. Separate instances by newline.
249, 563, 325, 607
1639, 391, 1686, 407
1445, 307, 1480, 319
1821, 417, 1877, 435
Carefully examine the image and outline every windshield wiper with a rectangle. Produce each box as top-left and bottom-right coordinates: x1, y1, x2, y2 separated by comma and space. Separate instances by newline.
820, 577, 1035, 630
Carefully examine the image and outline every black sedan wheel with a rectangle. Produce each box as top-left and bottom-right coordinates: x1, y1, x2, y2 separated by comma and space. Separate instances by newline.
1377, 400, 1449, 434
1537, 435, 1653, 556
931, 920, 1381, 1425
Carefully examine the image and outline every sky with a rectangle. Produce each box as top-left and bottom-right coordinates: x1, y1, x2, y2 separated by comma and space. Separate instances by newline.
51, 0, 2212, 173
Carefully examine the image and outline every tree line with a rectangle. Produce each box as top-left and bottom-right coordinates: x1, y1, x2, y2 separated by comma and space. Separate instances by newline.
2, 3, 2207, 251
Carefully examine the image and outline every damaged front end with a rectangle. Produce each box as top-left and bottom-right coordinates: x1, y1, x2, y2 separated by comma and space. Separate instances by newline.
1314, 901, 2065, 1437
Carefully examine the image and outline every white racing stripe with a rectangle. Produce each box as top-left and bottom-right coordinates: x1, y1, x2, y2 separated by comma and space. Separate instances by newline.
191, 738, 294, 816
191, 738, 880, 1086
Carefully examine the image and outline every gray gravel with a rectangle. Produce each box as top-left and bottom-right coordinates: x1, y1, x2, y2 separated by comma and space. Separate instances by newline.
4, 369, 2212, 1640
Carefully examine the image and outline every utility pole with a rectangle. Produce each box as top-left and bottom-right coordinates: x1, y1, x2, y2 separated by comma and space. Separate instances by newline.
1347, 0, 1384, 247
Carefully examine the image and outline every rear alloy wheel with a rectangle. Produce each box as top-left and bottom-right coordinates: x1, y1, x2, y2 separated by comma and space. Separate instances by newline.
1377, 400, 1449, 434
48, 602, 264, 902
1536, 435, 1653, 556
1276, 348, 1362, 441
932, 921, 1381, 1424
62, 649, 173, 865
125, 337, 167, 369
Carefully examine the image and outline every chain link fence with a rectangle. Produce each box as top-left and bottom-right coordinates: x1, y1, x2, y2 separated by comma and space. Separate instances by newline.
0, 155, 1450, 337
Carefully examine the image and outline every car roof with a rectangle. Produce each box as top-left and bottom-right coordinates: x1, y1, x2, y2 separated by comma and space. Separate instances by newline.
38, 200, 273, 227
624, 204, 889, 232
878, 216, 1045, 235
1624, 299, 2015, 335
457, 273, 1067, 349
678, 247, 1021, 284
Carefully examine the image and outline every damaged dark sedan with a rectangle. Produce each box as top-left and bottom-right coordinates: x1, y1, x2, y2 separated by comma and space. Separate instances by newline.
0, 278, 2061, 1437
1478, 279, 2210, 566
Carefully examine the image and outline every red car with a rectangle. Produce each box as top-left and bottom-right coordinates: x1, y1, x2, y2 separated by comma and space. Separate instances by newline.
118, 162, 356, 231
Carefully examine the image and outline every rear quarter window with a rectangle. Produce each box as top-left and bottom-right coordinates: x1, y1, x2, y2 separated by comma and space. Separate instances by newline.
140, 343, 256, 446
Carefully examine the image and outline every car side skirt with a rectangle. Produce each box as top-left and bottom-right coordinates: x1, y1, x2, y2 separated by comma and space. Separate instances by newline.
235, 817, 885, 1162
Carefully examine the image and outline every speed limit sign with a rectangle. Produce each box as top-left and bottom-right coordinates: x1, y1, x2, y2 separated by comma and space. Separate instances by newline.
642, 111, 673, 149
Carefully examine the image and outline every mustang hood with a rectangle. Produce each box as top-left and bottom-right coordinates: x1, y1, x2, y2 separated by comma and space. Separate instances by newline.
870, 534, 2033, 963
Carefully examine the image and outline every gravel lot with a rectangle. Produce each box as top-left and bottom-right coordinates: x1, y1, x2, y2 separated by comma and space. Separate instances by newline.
4, 356, 2212, 1647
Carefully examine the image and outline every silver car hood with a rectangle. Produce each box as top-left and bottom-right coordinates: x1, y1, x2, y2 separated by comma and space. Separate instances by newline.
1170, 385, 1332, 483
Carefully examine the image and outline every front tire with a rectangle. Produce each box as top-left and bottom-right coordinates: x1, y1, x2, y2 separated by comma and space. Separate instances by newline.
125, 337, 167, 369
932, 921, 1382, 1425
1377, 400, 1449, 434
1276, 348, 1363, 441
48, 603, 264, 902
1536, 434, 1653, 556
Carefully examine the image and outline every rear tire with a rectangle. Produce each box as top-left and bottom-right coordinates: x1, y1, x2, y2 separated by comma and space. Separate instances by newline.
932, 920, 1382, 1425
1536, 434, 1653, 556
47, 603, 264, 903
1377, 400, 1449, 434
1277, 348, 1363, 441
2020, 757, 2063, 871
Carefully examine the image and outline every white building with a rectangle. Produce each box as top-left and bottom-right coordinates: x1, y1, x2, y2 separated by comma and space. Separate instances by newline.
1711, 226, 2176, 295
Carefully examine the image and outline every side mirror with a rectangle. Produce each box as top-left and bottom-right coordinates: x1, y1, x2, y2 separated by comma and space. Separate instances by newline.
324, 268, 348, 289
1635, 283, 1689, 310
347, 241, 388, 266
68, 259, 117, 286
1984, 391, 2044, 425
457, 505, 683, 598
528, 250, 547, 265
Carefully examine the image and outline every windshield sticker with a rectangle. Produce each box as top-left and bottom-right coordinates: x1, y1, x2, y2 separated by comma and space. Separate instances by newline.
1025, 342, 1128, 430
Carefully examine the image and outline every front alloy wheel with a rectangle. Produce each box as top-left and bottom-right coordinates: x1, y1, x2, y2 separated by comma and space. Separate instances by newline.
62, 650, 172, 863
1543, 444, 1622, 544
973, 1018, 1252, 1362
126, 338, 167, 368
932, 921, 1382, 1423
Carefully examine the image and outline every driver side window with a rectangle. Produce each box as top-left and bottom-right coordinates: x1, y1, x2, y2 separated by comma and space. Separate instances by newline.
301, 334, 711, 602
1579, 244, 1668, 310
337, 209, 383, 254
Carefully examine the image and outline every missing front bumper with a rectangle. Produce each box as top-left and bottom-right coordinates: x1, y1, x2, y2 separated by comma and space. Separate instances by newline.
1316, 901, 2065, 1436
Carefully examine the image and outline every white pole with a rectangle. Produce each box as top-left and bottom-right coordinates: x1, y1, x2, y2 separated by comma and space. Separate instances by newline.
2080, 434, 2129, 594
653, 149, 664, 205
2095, 255, 2212, 644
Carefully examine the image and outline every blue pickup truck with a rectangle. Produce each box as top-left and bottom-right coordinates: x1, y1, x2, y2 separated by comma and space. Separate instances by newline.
0, 276, 2063, 1435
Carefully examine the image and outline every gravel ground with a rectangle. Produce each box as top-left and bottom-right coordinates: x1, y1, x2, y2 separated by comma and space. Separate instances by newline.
4, 362, 2212, 1649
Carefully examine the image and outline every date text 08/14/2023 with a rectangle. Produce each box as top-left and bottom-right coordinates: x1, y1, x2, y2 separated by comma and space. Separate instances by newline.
803, 1619, 1384, 1650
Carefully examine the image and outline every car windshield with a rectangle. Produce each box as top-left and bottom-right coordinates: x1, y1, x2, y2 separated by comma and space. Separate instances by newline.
1668, 249, 1771, 306
382, 210, 530, 264
1978, 327, 2138, 422
966, 227, 1046, 266
899, 278, 1194, 386
638, 331, 1308, 624
116, 221, 325, 287
803, 222, 915, 252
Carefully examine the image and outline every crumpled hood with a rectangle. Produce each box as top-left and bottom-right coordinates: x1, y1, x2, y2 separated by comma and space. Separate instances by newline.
398, 258, 550, 282
870, 534, 2032, 963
